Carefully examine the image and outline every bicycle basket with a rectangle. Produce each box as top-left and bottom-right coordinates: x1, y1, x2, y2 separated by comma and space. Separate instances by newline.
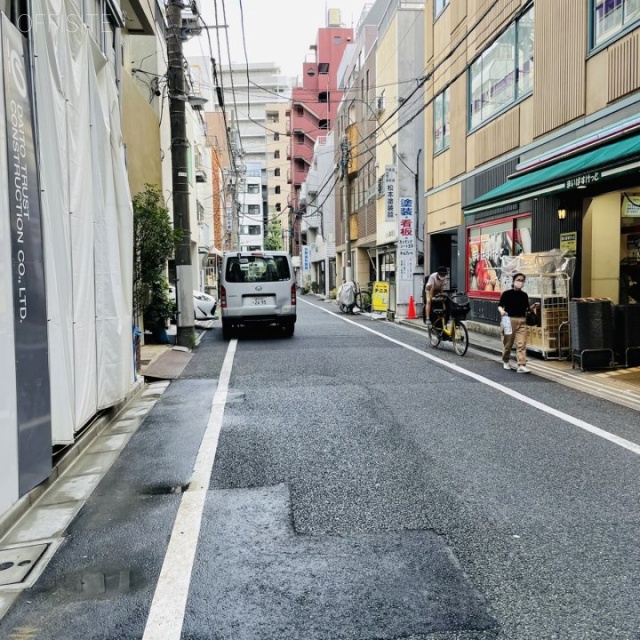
449, 294, 470, 320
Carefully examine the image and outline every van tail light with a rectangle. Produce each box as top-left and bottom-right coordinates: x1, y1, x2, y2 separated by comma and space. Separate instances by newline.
291, 283, 296, 306
220, 285, 227, 309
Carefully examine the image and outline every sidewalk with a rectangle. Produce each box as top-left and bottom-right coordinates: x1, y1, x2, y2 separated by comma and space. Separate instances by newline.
398, 316, 640, 412
139, 319, 215, 378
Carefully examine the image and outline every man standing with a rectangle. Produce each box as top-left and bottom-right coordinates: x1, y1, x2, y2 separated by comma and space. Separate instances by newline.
423, 266, 448, 325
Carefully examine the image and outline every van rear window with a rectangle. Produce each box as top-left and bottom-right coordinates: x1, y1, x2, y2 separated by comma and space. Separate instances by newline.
225, 256, 291, 283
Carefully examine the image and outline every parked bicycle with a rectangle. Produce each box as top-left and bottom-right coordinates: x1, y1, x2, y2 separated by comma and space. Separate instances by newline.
354, 283, 373, 313
337, 281, 373, 314
427, 291, 471, 356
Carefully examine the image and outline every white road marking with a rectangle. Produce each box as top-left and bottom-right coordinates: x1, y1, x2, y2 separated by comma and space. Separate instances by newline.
302, 298, 640, 456
142, 340, 238, 640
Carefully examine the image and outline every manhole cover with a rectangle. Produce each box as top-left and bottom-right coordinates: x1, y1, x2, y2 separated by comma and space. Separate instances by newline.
0, 543, 49, 586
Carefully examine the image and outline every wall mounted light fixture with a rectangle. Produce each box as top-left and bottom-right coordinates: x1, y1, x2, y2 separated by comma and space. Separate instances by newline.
557, 208, 567, 220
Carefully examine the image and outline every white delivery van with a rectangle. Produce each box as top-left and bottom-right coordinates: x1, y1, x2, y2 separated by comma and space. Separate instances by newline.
219, 251, 297, 339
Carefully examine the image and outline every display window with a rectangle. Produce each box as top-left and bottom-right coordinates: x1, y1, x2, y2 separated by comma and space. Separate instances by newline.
467, 215, 532, 297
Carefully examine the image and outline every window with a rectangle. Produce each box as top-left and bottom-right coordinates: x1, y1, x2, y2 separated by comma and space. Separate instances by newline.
226, 255, 291, 282
247, 183, 260, 194
319, 119, 330, 130
469, 6, 534, 130
334, 36, 342, 45
318, 62, 330, 74
295, 133, 304, 144
434, 87, 450, 153
593, 0, 640, 47
435, 0, 449, 18
319, 91, 330, 103
274, 150, 280, 159
275, 203, 282, 212
275, 185, 281, 194
248, 205, 261, 217
240, 225, 261, 235
274, 132, 280, 141
275, 169, 280, 177
467, 216, 531, 296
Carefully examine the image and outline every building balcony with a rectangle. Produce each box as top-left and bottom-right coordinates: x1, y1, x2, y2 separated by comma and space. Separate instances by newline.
292, 141, 313, 165
293, 167, 308, 186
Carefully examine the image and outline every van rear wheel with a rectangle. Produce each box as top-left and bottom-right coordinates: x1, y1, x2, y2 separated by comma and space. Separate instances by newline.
283, 321, 295, 337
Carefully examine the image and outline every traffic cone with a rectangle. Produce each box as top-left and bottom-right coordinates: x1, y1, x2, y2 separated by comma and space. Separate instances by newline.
407, 295, 417, 319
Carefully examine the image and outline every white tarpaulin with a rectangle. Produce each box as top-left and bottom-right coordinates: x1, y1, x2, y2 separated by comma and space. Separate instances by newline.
33, 0, 133, 442
32, 0, 75, 444
88, 38, 134, 409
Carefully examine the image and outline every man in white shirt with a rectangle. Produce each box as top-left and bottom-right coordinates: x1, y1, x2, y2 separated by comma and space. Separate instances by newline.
424, 266, 448, 324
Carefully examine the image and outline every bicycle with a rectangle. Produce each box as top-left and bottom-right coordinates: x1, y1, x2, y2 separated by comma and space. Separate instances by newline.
354, 283, 373, 313
427, 291, 471, 356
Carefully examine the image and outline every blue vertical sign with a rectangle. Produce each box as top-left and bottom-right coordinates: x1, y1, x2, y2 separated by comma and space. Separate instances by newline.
3, 15, 51, 495
302, 245, 310, 271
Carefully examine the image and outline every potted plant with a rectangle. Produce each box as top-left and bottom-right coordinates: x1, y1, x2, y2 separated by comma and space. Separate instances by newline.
133, 185, 181, 344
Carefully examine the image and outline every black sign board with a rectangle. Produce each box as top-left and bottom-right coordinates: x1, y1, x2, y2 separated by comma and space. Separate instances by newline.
2, 14, 51, 495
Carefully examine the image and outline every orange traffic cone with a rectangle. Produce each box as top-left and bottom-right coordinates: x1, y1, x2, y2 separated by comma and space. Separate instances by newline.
407, 295, 417, 320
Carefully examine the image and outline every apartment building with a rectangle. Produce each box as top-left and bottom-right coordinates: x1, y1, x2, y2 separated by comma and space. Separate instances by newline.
300, 134, 337, 294
424, 0, 640, 329
238, 163, 265, 251
289, 10, 353, 258
265, 102, 291, 247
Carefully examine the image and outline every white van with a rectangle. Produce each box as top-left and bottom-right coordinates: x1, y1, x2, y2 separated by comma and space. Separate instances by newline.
219, 251, 297, 339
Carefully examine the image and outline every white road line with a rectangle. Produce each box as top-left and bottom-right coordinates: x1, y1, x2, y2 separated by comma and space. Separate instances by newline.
142, 340, 238, 640
302, 298, 640, 456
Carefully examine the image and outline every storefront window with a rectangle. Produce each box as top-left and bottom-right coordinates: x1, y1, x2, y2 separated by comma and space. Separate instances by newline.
468, 216, 532, 296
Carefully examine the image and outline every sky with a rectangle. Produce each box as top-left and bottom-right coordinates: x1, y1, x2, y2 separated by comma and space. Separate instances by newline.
185, 0, 370, 80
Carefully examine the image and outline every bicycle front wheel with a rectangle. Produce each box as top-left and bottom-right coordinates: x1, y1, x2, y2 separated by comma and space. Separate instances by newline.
428, 318, 443, 347
452, 321, 469, 356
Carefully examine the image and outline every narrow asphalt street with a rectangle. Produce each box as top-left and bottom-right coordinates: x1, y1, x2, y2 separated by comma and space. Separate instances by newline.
0, 299, 639, 640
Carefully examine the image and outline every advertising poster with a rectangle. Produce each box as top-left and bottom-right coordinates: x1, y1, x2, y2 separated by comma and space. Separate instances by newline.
385, 165, 396, 221
372, 281, 389, 311
560, 232, 577, 254
468, 223, 530, 294
398, 197, 414, 282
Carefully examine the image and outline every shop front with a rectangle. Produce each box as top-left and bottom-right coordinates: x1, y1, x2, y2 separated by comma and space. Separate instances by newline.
463, 128, 640, 367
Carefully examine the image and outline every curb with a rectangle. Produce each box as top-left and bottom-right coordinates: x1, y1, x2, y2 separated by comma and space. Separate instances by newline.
0, 380, 146, 542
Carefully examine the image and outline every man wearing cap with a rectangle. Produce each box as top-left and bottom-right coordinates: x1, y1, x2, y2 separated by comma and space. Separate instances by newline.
423, 266, 448, 325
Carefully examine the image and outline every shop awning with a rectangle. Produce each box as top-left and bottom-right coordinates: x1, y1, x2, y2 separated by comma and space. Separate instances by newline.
464, 131, 640, 215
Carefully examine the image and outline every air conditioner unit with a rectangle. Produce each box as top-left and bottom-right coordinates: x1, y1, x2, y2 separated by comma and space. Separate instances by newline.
376, 95, 385, 113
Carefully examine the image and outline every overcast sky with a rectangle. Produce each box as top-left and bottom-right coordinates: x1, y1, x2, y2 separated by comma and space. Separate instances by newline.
185, 0, 369, 79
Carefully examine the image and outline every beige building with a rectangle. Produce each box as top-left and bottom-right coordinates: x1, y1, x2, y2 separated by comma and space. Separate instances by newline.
265, 103, 291, 247
424, 1, 640, 345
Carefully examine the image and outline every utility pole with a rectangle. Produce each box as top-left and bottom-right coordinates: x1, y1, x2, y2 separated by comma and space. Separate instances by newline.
340, 134, 352, 283
167, 0, 195, 347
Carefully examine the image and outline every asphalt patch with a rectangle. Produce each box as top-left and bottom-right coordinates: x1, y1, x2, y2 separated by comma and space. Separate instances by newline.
184, 484, 496, 640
